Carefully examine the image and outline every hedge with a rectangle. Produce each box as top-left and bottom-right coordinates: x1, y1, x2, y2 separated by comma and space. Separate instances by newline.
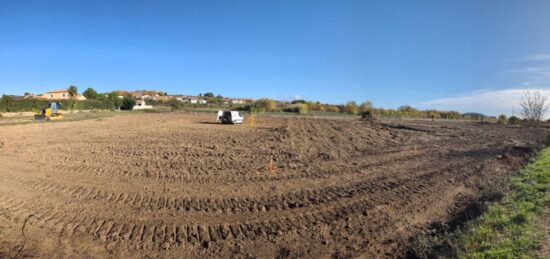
0, 98, 116, 112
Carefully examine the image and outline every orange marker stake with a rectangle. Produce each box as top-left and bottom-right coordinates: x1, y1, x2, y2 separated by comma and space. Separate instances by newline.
267, 155, 277, 174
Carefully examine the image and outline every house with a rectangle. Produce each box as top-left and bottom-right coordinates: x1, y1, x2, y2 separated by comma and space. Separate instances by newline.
189, 98, 207, 104
75, 95, 87, 101
43, 89, 71, 100
133, 100, 153, 110
231, 99, 245, 105
41, 89, 87, 100
153, 95, 171, 102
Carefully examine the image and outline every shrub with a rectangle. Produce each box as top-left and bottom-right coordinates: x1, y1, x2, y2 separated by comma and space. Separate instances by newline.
295, 103, 309, 114
498, 114, 508, 124
359, 101, 373, 113
108, 92, 122, 109
168, 98, 183, 110
508, 116, 520, 125
120, 96, 136, 110
326, 106, 340, 113
345, 101, 359, 115
254, 98, 277, 112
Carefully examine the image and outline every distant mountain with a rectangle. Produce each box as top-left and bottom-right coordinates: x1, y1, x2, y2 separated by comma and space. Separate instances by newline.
462, 112, 489, 119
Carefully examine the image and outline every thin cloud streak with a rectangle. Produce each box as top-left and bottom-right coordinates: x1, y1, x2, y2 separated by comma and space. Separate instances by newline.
420, 88, 550, 117
525, 54, 550, 61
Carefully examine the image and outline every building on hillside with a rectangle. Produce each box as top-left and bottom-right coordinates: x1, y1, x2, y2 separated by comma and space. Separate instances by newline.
75, 95, 87, 100
153, 95, 171, 102
189, 98, 207, 104
43, 89, 70, 99
133, 100, 153, 110
41, 89, 87, 100
231, 99, 245, 105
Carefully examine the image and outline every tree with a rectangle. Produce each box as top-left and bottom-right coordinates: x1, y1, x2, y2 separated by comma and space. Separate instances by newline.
291, 99, 306, 104
508, 116, 520, 125
295, 103, 309, 114
67, 85, 78, 97
1, 95, 14, 112
520, 90, 548, 122
498, 114, 507, 124
345, 101, 359, 115
168, 98, 182, 110
254, 98, 277, 112
83, 88, 98, 100
24, 92, 31, 96
107, 92, 122, 110
120, 96, 136, 110
359, 101, 373, 113
203, 92, 214, 98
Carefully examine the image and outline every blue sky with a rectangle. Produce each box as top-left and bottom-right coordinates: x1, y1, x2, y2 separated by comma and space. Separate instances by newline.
1, 0, 550, 114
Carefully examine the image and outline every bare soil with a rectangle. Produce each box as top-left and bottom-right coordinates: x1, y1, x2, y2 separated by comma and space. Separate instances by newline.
0, 113, 544, 258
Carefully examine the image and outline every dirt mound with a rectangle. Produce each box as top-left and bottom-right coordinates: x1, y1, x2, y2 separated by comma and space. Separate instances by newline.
0, 113, 544, 258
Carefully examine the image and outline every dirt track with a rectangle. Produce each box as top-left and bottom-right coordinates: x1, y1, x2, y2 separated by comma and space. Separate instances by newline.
0, 113, 544, 258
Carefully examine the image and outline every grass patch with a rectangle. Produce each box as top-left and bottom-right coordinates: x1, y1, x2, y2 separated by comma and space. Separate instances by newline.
456, 148, 550, 258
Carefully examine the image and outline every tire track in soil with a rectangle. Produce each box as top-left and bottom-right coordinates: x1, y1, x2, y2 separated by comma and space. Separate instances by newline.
0, 114, 542, 257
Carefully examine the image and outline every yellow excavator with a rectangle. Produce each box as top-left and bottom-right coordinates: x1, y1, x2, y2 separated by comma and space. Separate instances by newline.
34, 102, 63, 121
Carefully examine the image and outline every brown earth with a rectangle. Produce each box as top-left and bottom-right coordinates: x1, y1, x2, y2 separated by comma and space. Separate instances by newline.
0, 113, 544, 258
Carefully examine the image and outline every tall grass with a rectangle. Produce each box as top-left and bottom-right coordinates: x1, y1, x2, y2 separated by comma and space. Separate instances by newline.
456, 148, 550, 258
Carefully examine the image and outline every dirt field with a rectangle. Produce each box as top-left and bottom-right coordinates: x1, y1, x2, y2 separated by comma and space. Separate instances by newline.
0, 113, 544, 258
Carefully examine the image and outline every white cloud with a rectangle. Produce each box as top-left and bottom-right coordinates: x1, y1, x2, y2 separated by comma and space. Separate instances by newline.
525, 54, 550, 61
420, 88, 550, 117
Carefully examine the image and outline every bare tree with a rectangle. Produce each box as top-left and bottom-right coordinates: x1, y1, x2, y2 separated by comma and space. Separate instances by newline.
520, 90, 548, 122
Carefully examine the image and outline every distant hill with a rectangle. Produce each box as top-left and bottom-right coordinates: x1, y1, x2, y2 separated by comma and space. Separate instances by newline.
462, 112, 492, 119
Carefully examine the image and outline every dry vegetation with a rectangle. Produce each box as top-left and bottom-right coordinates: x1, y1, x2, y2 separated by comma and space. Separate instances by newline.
0, 112, 545, 258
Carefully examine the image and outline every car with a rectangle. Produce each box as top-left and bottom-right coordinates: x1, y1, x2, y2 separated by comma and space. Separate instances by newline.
217, 110, 244, 124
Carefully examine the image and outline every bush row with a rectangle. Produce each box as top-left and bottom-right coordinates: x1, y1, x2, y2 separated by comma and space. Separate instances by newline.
0, 98, 116, 112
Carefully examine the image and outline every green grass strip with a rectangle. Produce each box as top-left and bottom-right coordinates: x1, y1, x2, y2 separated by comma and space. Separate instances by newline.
458, 148, 550, 258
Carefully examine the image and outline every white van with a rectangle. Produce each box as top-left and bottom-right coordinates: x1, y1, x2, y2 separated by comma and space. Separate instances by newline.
217, 110, 244, 124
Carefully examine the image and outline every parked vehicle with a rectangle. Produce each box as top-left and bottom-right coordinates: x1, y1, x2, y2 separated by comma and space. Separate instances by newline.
217, 110, 244, 124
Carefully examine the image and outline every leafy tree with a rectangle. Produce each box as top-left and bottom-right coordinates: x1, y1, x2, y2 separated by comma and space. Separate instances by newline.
107, 92, 122, 109
508, 116, 520, 125
291, 99, 306, 104
24, 92, 31, 96
345, 101, 359, 115
498, 114, 508, 124
169, 98, 182, 110
203, 92, 215, 98
83, 88, 98, 99
67, 85, 78, 97
120, 96, 136, 110
254, 98, 277, 112
1, 95, 14, 112
359, 101, 373, 113
295, 103, 309, 114
326, 105, 340, 112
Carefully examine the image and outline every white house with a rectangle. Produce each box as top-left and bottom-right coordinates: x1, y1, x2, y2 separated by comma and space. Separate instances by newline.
133, 100, 153, 110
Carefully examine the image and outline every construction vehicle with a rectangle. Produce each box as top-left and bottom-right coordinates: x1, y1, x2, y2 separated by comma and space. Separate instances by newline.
34, 102, 63, 121
217, 110, 244, 124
